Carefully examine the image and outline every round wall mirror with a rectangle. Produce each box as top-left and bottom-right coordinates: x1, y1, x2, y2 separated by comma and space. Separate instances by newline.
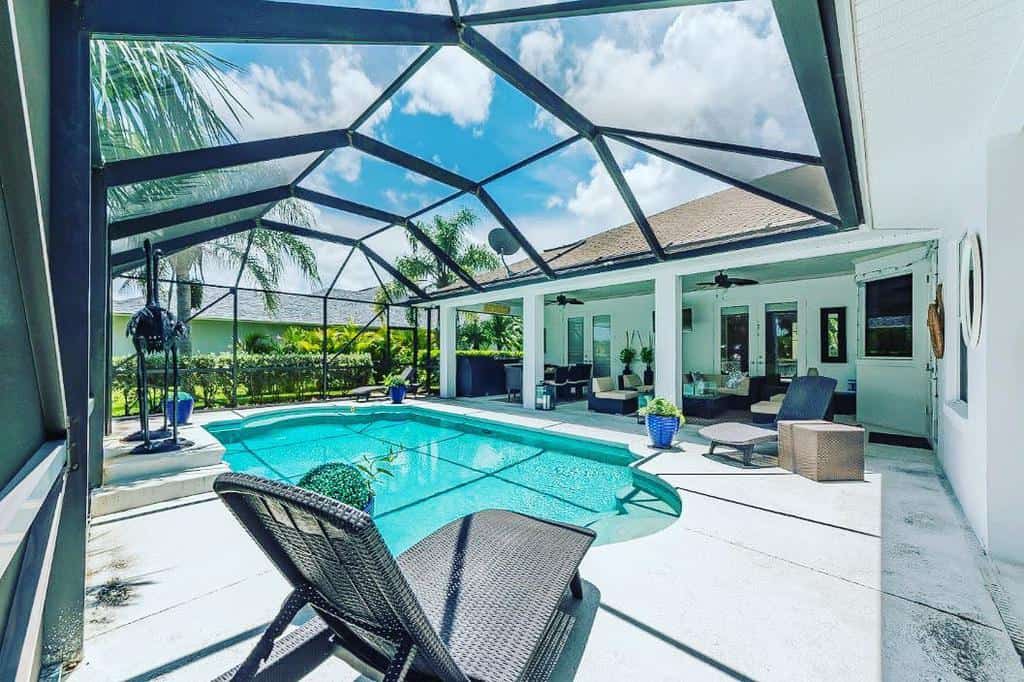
959, 233, 983, 348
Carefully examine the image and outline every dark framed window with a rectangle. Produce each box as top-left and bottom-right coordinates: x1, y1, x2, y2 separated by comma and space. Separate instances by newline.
820, 307, 847, 363
864, 274, 913, 358
682, 307, 693, 333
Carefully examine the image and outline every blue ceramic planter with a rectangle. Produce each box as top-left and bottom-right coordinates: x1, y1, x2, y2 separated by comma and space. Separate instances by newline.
389, 385, 407, 404
646, 414, 679, 448
362, 496, 375, 516
165, 395, 194, 425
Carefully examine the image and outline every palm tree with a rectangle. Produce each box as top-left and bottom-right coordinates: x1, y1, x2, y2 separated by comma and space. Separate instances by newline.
95, 41, 320, 350
380, 208, 499, 302
483, 314, 522, 352
457, 313, 491, 351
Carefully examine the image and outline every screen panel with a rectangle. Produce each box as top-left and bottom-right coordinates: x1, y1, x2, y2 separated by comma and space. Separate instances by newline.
476, 0, 818, 154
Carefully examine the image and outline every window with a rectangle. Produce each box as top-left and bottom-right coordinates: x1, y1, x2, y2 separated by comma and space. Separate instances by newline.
567, 317, 584, 364
820, 307, 847, 363
720, 305, 749, 372
864, 274, 913, 357
592, 315, 611, 377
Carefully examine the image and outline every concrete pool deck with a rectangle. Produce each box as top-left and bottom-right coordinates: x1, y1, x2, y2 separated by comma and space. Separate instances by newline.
74, 399, 1023, 680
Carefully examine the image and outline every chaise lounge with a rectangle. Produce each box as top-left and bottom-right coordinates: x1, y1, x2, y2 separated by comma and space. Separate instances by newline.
698, 375, 837, 466
349, 366, 412, 402
213, 473, 595, 681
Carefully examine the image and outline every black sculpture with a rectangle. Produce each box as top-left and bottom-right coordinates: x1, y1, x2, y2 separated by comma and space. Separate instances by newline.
124, 240, 192, 453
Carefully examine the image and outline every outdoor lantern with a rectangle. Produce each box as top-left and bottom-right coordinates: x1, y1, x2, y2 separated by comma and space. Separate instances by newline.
535, 382, 555, 410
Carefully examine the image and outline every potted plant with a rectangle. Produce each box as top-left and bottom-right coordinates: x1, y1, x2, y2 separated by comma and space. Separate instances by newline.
298, 449, 396, 515
640, 345, 654, 386
385, 372, 408, 404
638, 397, 684, 448
164, 390, 194, 426
619, 346, 637, 376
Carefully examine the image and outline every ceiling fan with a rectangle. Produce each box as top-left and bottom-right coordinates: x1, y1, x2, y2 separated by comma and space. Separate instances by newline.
547, 294, 584, 306
697, 271, 759, 289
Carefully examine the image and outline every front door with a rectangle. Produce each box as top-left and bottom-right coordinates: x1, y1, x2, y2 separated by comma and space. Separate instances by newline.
719, 305, 749, 373
764, 302, 799, 380
567, 316, 584, 365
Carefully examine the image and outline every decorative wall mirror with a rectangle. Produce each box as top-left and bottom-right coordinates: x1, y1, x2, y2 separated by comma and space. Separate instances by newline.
958, 233, 983, 348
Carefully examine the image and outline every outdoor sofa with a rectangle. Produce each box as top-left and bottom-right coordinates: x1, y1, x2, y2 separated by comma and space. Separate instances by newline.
588, 376, 638, 415
698, 375, 837, 466
213, 473, 595, 681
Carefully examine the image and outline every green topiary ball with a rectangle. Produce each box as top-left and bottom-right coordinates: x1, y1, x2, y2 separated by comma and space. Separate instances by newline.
297, 462, 372, 509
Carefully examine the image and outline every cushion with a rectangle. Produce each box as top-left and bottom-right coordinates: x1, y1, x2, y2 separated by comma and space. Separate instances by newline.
595, 390, 639, 400
592, 376, 615, 393
751, 400, 783, 415
621, 374, 642, 389
770, 393, 786, 403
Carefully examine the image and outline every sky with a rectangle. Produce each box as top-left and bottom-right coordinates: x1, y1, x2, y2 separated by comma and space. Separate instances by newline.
166, 0, 818, 294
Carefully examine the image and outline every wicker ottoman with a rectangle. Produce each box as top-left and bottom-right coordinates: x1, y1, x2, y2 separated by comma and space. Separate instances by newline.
792, 422, 865, 481
776, 420, 830, 472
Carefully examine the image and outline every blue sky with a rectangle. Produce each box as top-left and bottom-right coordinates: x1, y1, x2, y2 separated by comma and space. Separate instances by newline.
190, 0, 816, 293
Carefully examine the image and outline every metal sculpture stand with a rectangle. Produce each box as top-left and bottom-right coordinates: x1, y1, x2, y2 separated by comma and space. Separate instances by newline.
123, 240, 193, 453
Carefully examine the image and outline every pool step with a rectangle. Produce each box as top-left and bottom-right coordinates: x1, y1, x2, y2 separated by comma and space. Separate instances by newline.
91, 463, 230, 517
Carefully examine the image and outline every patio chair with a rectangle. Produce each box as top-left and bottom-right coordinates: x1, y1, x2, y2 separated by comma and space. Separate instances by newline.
349, 366, 412, 402
568, 363, 591, 398
504, 363, 523, 402
546, 365, 571, 401
213, 473, 595, 681
698, 375, 837, 466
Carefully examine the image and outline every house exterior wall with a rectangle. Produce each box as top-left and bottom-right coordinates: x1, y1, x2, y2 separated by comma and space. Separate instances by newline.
543, 294, 656, 376
848, 0, 1024, 559
681, 275, 858, 387
111, 315, 319, 356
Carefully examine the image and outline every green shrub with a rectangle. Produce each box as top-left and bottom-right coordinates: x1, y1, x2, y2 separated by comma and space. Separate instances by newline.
384, 373, 407, 388
638, 397, 683, 420
455, 349, 523, 359
298, 462, 372, 509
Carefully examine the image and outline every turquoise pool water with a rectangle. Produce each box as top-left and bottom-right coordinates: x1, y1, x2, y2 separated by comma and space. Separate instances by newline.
206, 407, 679, 554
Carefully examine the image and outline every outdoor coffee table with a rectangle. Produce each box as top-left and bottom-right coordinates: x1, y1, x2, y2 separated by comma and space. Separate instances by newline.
682, 393, 730, 419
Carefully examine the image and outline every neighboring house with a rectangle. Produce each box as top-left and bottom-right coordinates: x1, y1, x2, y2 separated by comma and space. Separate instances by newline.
111, 286, 420, 356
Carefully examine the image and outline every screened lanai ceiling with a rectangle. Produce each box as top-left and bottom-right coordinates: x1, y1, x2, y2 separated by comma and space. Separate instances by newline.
97, 0, 861, 302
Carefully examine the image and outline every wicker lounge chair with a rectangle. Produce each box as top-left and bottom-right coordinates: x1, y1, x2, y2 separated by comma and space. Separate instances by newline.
349, 366, 412, 402
213, 473, 595, 681
698, 375, 837, 466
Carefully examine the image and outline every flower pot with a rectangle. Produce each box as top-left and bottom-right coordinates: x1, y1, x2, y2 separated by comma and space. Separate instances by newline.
362, 496, 375, 516
621, 366, 633, 375
643, 368, 654, 385
646, 414, 679, 448
389, 385, 407, 404
164, 395, 194, 426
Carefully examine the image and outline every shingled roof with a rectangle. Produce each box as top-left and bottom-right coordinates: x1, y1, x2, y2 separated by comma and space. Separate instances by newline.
440, 177, 823, 294
112, 287, 422, 328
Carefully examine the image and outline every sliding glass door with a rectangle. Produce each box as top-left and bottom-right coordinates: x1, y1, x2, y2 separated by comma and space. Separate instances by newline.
592, 315, 611, 377
719, 306, 749, 372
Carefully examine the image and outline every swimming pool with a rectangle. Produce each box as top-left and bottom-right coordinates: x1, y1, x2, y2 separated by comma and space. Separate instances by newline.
206, 406, 680, 553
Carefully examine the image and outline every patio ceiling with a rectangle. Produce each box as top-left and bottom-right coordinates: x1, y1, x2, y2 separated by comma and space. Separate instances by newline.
95, 0, 862, 303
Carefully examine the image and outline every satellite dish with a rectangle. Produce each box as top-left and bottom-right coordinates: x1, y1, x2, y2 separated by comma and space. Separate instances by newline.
488, 228, 521, 278
488, 228, 520, 256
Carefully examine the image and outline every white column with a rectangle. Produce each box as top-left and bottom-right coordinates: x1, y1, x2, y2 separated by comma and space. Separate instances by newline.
654, 272, 683, 406
522, 293, 545, 409
438, 305, 457, 398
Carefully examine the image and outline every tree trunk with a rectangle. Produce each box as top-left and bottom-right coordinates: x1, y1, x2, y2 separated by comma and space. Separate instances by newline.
172, 259, 194, 355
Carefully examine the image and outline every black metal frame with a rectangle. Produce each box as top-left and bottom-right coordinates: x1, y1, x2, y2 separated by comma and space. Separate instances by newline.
94, 0, 860, 307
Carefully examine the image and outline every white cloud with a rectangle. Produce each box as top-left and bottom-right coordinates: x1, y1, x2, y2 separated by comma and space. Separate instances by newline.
527, 2, 815, 152
518, 27, 563, 82
544, 195, 565, 209
402, 47, 494, 127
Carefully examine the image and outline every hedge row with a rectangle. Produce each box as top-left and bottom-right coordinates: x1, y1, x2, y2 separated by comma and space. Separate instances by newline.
111, 352, 373, 415
454, 349, 523, 359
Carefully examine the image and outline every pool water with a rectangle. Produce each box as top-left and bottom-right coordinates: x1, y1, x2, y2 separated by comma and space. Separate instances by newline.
206, 407, 680, 554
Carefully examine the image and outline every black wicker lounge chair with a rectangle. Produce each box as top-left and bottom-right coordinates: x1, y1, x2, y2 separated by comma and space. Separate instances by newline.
213, 473, 595, 681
